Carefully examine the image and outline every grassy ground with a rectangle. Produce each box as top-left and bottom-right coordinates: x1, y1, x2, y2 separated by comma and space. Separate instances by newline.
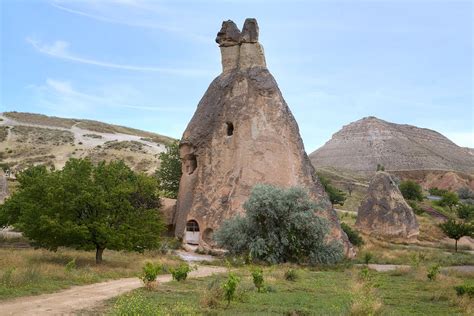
103, 264, 473, 315
0, 247, 182, 300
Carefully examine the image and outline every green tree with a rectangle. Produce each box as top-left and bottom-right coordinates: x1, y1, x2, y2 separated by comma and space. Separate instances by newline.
214, 184, 344, 265
0, 159, 164, 263
317, 173, 346, 206
398, 180, 423, 201
439, 191, 459, 212
439, 219, 474, 252
156, 140, 182, 199
457, 204, 474, 221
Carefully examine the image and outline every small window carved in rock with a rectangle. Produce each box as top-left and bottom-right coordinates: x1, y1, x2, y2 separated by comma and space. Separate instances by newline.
226, 122, 234, 136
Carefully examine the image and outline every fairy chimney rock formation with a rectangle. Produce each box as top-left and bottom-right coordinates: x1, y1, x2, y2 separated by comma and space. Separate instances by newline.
356, 172, 419, 239
216, 19, 266, 72
175, 18, 354, 257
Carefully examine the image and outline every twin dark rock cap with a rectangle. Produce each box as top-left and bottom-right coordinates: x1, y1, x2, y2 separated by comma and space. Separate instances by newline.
216, 18, 259, 47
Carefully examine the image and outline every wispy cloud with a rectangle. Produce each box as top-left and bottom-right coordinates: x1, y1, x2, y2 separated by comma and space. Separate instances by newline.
30, 78, 190, 114
50, 1, 212, 43
26, 38, 209, 76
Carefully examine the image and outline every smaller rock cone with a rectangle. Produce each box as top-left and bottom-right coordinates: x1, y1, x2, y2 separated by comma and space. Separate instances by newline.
356, 172, 419, 238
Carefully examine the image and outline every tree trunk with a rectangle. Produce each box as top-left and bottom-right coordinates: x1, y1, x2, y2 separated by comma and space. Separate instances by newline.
96, 247, 105, 264
455, 239, 458, 252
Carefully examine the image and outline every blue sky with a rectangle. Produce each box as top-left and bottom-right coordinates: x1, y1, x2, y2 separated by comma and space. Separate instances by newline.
1, 0, 472, 151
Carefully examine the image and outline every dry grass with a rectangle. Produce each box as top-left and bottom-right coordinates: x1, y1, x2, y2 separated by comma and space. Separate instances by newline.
0, 248, 182, 300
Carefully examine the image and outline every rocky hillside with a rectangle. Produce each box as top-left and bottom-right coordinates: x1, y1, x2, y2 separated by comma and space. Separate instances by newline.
0, 112, 175, 175
310, 116, 474, 175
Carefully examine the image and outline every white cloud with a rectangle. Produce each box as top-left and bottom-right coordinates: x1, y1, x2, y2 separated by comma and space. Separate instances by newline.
26, 38, 209, 76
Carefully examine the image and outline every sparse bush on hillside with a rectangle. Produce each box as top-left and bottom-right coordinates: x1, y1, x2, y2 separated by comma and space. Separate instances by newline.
317, 173, 346, 206
407, 200, 424, 215
457, 204, 474, 221
214, 185, 344, 265
399, 180, 423, 201
341, 222, 364, 247
429, 187, 448, 196
439, 191, 459, 211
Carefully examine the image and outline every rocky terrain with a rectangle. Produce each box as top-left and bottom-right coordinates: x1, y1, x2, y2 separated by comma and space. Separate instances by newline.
310, 116, 474, 191
0, 112, 175, 176
356, 172, 419, 239
175, 19, 353, 256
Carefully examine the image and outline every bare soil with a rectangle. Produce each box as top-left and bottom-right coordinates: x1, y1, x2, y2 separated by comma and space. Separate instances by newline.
0, 265, 226, 315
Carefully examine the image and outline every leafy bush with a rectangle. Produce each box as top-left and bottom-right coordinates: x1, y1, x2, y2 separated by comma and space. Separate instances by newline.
284, 269, 298, 281
140, 262, 162, 285
457, 204, 474, 221
170, 263, 192, 282
427, 264, 440, 281
251, 268, 264, 292
429, 187, 448, 196
341, 223, 364, 247
438, 191, 459, 211
407, 200, 424, 215
454, 284, 474, 298
399, 180, 423, 201
214, 185, 344, 265
317, 173, 346, 206
222, 272, 240, 307
65, 259, 76, 272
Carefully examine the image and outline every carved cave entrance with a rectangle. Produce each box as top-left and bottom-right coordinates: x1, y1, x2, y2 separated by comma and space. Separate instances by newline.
185, 220, 200, 245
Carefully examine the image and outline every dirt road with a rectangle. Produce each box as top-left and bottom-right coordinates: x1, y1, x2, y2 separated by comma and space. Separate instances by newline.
1, 265, 226, 315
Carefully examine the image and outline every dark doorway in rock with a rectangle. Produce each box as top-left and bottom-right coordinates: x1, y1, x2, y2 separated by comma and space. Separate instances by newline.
185, 154, 197, 175
185, 220, 200, 245
226, 122, 234, 136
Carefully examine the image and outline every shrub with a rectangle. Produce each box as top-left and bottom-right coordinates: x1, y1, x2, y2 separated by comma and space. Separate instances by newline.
427, 264, 440, 281
341, 222, 364, 247
140, 262, 162, 287
439, 192, 459, 211
454, 284, 474, 298
457, 204, 474, 221
222, 272, 240, 307
284, 269, 298, 281
457, 187, 474, 200
170, 263, 192, 282
65, 259, 76, 272
251, 268, 264, 293
214, 185, 344, 265
399, 180, 423, 201
363, 252, 373, 265
407, 200, 424, 215
429, 187, 448, 196
317, 173, 346, 206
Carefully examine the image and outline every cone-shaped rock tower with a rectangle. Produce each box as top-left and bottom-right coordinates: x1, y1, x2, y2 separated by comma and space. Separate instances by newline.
175, 19, 353, 256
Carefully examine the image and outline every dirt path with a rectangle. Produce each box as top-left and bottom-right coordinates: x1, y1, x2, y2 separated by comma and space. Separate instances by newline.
0, 265, 226, 316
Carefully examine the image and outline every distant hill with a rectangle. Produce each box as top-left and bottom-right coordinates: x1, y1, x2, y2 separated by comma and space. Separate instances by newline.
310, 116, 474, 175
0, 112, 175, 175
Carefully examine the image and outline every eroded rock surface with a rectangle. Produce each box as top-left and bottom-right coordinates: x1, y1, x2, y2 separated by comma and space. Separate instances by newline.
356, 172, 419, 238
175, 18, 354, 257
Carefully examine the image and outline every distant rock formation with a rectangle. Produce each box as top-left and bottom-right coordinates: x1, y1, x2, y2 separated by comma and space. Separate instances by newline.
356, 172, 419, 238
310, 116, 474, 175
175, 19, 354, 256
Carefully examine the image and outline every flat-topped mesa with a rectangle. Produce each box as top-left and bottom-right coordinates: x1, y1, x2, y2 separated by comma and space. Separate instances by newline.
216, 18, 266, 72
